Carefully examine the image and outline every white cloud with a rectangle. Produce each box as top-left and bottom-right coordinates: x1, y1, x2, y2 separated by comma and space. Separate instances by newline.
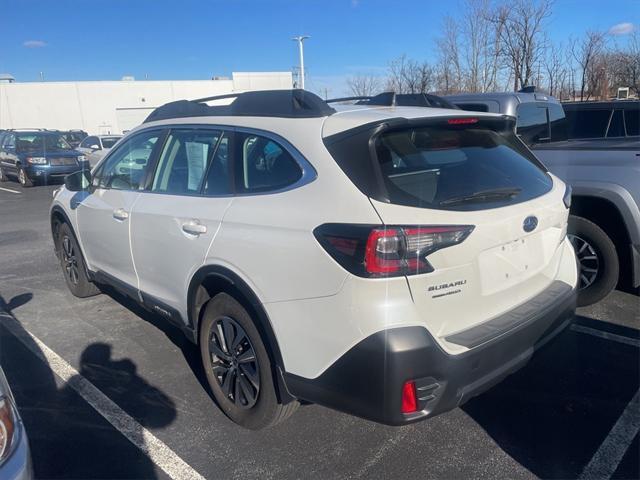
608, 22, 635, 36
23, 40, 47, 48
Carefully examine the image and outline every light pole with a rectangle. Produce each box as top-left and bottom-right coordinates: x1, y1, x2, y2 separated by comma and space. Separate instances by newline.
292, 35, 309, 90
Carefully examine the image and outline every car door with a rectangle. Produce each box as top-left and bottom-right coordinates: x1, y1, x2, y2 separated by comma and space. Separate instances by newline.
130, 127, 233, 322
76, 129, 164, 290
0, 134, 18, 175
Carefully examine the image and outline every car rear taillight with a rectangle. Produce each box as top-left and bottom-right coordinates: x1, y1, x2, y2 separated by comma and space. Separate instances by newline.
314, 224, 474, 278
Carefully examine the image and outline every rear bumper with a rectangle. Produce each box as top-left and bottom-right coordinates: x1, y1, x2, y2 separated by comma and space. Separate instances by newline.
284, 282, 576, 426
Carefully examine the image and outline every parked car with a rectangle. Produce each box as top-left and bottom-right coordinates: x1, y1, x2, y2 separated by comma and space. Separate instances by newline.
0, 367, 32, 480
76, 135, 123, 166
0, 130, 89, 187
562, 100, 639, 140
446, 90, 640, 306
60, 130, 88, 148
50, 89, 577, 429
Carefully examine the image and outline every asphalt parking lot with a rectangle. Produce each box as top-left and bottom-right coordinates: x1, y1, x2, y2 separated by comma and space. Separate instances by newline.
0, 182, 638, 480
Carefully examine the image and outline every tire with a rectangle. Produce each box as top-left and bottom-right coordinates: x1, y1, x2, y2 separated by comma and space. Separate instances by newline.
568, 215, 619, 307
199, 293, 298, 429
57, 223, 101, 298
0, 167, 7, 182
18, 167, 34, 187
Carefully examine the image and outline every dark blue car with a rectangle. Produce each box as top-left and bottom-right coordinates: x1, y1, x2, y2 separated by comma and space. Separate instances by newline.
0, 130, 89, 187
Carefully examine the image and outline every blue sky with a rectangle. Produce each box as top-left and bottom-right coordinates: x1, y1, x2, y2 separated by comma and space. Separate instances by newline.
1, 0, 639, 96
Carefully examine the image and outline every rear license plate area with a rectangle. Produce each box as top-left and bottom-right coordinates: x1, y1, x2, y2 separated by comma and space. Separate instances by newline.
477, 235, 544, 295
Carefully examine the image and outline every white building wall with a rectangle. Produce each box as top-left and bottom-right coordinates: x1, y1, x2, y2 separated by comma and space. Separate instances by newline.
0, 72, 292, 134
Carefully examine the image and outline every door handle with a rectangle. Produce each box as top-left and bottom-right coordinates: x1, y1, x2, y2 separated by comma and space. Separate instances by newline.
112, 208, 129, 221
182, 220, 207, 236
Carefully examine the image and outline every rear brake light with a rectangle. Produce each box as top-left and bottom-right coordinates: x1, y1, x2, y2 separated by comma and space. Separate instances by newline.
314, 224, 474, 278
447, 117, 479, 125
401, 381, 418, 414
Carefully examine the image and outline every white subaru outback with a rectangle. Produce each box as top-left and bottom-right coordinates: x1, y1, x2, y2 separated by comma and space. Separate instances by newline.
50, 90, 578, 429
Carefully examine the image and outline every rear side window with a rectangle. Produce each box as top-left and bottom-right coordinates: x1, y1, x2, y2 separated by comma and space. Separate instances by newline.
374, 126, 552, 211
456, 103, 489, 113
516, 103, 549, 145
235, 133, 302, 192
152, 129, 222, 195
548, 104, 568, 142
607, 110, 625, 138
625, 110, 639, 136
565, 109, 611, 139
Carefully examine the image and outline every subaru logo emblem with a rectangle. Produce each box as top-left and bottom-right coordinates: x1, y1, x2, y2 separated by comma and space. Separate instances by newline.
523, 215, 538, 232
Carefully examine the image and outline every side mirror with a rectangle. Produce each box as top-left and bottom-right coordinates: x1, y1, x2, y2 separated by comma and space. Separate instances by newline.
64, 169, 92, 192
90, 145, 101, 151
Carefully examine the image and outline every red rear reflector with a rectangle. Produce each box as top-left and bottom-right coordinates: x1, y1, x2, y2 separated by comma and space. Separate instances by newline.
447, 117, 479, 125
401, 381, 418, 413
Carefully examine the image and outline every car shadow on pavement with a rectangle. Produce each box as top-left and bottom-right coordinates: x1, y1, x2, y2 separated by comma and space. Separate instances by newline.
463, 315, 640, 479
0, 292, 176, 479
98, 286, 216, 403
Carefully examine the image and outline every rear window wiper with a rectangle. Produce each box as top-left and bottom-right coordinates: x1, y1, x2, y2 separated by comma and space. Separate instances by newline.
439, 187, 522, 206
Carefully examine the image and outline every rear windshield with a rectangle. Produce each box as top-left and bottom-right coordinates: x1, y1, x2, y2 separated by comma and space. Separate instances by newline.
374, 127, 552, 211
101, 137, 120, 148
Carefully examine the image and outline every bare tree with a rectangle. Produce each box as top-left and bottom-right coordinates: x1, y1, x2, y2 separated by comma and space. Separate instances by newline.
347, 75, 383, 97
436, 17, 464, 93
571, 30, 606, 100
544, 41, 569, 97
387, 55, 436, 93
462, 0, 504, 92
608, 30, 640, 95
492, 0, 552, 91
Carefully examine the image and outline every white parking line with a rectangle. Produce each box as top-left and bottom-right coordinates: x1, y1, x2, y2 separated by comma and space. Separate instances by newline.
1, 313, 205, 480
0, 186, 21, 194
578, 389, 640, 479
571, 324, 640, 348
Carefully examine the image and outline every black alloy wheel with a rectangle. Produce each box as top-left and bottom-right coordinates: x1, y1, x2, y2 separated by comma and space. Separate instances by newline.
568, 234, 599, 290
61, 234, 80, 285
208, 316, 260, 409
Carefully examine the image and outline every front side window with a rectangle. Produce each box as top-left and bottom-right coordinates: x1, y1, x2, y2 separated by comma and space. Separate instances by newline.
516, 103, 549, 145
235, 133, 301, 192
152, 129, 222, 195
94, 130, 161, 190
374, 126, 552, 211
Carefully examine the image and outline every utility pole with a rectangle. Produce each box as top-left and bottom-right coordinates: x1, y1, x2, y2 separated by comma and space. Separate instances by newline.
292, 35, 309, 90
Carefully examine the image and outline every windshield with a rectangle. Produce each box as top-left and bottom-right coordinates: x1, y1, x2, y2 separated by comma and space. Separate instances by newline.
375, 126, 552, 211
64, 132, 86, 143
16, 132, 72, 152
100, 137, 121, 149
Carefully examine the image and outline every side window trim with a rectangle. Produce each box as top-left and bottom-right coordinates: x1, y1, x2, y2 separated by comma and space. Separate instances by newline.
125, 123, 317, 197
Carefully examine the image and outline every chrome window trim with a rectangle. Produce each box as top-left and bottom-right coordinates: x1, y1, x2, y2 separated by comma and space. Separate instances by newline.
111, 123, 317, 199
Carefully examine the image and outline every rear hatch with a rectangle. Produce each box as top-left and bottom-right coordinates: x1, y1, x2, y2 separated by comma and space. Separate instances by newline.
324, 114, 570, 349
